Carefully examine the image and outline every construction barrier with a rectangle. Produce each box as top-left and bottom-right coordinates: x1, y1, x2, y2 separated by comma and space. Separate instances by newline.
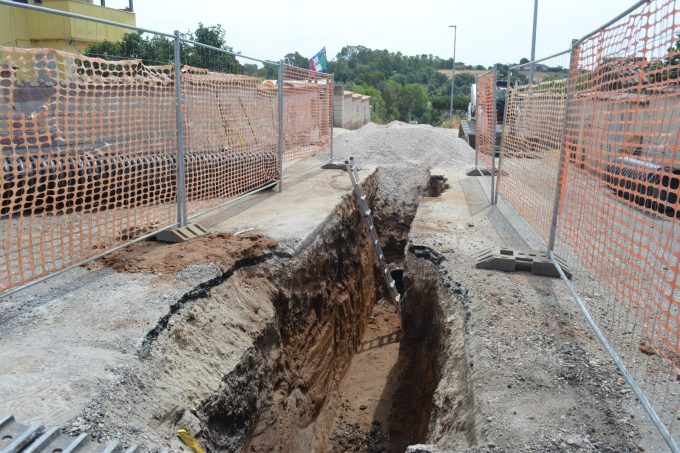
498, 53, 570, 243
0, 3, 333, 294
475, 69, 496, 175
496, 0, 680, 448
282, 65, 333, 177
0, 46, 178, 290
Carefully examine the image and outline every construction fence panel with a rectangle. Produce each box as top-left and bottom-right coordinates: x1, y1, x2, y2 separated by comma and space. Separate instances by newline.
498, 52, 570, 243
0, 19, 178, 293
0, 1, 335, 296
552, 0, 680, 447
475, 69, 496, 175
177, 41, 280, 219
282, 65, 333, 178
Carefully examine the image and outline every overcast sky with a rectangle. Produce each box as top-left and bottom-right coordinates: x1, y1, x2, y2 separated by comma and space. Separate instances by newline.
112, 0, 637, 66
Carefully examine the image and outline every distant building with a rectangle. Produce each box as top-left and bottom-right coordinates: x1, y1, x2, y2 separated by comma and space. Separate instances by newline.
0, 0, 136, 51
333, 85, 371, 129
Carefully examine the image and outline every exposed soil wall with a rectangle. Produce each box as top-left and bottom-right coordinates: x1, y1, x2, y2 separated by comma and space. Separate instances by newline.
67, 164, 442, 453
401, 245, 476, 452
196, 172, 387, 452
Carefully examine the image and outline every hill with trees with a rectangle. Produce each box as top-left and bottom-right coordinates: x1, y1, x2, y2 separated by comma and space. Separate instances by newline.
86, 25, 561, 126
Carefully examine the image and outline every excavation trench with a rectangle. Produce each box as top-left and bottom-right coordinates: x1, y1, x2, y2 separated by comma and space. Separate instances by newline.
190, 170, 443, 452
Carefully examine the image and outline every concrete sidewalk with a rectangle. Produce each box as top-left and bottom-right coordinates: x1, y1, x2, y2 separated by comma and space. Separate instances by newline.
404, 167, 665, 452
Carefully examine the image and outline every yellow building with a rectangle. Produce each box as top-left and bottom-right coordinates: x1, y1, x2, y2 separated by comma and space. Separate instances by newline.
0, 0, 136, 51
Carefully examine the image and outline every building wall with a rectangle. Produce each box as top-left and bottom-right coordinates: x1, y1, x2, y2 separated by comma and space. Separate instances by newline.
0, 0, 136, 51
333, 85, 371, 129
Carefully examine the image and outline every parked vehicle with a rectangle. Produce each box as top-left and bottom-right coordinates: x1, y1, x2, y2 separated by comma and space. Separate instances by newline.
603, 156, 680, 219
459, 80, 511, 153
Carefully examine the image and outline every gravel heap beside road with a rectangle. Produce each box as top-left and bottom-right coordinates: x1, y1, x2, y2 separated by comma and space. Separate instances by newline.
334, 121, 472, 259
335, 122, 471, 201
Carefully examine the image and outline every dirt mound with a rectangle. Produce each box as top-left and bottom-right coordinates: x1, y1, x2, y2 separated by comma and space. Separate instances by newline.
92, 233, 278, 276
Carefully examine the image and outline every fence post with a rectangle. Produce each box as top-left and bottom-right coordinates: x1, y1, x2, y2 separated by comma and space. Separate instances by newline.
474, 77, 479, 170
547, 39, 578, 252
490, 68, 497, 205
495, 67, 512, 205
330, 74, 334, 164
278, 60, 284, 192
173, 30, 187, 227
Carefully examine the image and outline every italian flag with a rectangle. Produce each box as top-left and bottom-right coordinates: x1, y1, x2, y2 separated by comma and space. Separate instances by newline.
309, 47, 328, 72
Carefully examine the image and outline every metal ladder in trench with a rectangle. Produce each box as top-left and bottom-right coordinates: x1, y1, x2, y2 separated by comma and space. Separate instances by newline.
345, 157, 401, 306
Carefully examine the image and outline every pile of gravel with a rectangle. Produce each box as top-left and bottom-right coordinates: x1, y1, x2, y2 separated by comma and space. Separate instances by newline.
333, 122, 474, 262
334, 121, 473, 203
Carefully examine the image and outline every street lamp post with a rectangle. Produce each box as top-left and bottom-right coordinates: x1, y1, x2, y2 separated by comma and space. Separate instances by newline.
448, 25, 457, 121
529, 0, 538, 83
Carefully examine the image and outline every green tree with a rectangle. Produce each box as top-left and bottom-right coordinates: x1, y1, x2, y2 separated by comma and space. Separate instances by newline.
353, 84, 384, 122
284, 51, 308, 68
182, 23, 241, 72
403, 84, 427, 117
85, 23, 242, 73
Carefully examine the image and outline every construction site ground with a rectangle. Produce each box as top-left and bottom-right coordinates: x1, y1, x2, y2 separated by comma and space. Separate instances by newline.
0, 122, 668, 452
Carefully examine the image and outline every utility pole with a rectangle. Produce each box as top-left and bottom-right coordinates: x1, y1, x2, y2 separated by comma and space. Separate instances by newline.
448, 25, 457, 121
529, 0, 538, 83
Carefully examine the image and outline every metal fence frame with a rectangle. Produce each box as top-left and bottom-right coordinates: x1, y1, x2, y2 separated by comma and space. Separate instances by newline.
493, 0, 680, 450
497, 46, 572, 246
475, 68, 497, 203
0, 0, 334, 297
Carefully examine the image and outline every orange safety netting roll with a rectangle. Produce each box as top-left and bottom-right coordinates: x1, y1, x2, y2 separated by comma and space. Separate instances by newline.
0, 47, 178, 291
555, 0, 680, 371
476, 70, 496, 173
498, 78, 567, 242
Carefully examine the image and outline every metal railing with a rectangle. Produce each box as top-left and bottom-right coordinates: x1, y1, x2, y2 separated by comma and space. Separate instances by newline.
0, 0, 333, 296
493, 0, 680, 450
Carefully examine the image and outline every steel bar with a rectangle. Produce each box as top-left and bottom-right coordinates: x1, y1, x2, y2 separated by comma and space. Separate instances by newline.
278, 60, 285, 192
448, 25, 457, 121
330, 74, 335, 164
490, 68, 497, 205
546, 39, 577, 252
474, 75, 480, 170
575, 0, 648, 47
177, 37, 275, 65
495, 67, 512, 204
174, 30, 188, 227
549, 251, 680, 453
510, 48, 571, 71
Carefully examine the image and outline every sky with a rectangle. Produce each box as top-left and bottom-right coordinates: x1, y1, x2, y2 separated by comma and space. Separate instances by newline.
107, 0, 638, 66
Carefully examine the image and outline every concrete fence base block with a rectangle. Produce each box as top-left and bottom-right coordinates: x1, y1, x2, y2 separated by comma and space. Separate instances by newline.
155, 224, 208, 243
466, 167, 491, 176
475, 248, 572, 279
321, 161, 347, 170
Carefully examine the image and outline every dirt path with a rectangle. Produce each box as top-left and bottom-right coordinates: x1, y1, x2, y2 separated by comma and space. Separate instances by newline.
330, 300, 402, 452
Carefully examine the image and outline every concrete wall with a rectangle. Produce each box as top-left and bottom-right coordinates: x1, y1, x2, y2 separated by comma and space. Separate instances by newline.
333, 85, 371, 129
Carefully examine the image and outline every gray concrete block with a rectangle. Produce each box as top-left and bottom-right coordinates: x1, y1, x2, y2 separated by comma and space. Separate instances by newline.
475, 248, 571, 279
156, 224, 208, 243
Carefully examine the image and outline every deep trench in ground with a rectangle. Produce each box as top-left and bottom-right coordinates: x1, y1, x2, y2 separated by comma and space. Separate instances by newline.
192, 171, 441, 452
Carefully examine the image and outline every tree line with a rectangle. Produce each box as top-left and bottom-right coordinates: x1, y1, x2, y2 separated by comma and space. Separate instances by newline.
85, 25, 580, 126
